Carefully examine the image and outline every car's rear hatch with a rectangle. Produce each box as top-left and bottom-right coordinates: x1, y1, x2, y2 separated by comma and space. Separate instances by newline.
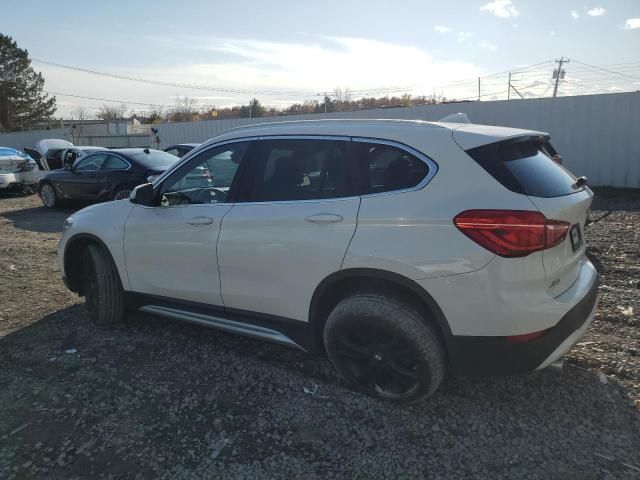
455, 126, 593, 297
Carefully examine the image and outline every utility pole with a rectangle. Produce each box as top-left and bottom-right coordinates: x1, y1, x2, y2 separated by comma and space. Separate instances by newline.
478, 77, 481, 101
552, 57, 569, 98
507, 72, 511, 100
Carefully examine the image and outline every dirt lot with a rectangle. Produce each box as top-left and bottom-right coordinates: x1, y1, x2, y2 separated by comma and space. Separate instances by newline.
0, 190, 639, 479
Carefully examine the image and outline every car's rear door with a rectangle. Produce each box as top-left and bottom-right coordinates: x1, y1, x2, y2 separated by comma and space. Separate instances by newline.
123, 141, 252, 305
217, 137, 359, 322
98, 154, 132, 199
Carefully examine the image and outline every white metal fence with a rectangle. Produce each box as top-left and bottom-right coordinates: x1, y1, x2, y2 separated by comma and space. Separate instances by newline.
1, 92, 639, 187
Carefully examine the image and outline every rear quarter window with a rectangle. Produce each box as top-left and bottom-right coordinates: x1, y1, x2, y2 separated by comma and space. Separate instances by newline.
352, 142, 429, 194
466, 138, 580, 198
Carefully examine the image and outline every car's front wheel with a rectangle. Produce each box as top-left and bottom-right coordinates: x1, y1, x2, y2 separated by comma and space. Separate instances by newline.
82, 245, 125, 325
324, 293, 446, 403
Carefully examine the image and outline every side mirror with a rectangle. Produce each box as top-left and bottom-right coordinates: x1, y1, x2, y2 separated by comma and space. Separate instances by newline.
130, 183, 156, 206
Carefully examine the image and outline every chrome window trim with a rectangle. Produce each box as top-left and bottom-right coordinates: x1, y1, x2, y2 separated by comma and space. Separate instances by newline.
151, 134, 439, 204
152, 138, 258, 189
351, 137, 439, 199
232, 134, 438, 205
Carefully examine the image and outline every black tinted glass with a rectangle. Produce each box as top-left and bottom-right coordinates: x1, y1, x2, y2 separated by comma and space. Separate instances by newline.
467, 139, 579, 198
246, 139, 352, 202
352, 142, 428, 194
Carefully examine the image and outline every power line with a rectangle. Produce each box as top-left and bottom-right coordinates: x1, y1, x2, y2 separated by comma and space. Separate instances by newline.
570, 59, 640, 81
45, 91, 177, 108
33, 58, 409, 98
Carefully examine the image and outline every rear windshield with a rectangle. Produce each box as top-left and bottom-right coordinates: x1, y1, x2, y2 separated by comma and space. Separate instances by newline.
466, 138, 581, 198
130, 151, 179, 169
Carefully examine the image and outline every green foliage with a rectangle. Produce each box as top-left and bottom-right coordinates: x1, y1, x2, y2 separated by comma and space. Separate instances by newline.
0, 34, 56, 132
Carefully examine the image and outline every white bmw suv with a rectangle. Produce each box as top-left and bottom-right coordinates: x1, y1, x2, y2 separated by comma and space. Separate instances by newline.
59, 119, 598, 403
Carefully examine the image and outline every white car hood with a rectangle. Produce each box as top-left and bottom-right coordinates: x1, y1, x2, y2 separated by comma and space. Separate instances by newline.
34, 139, 73, 156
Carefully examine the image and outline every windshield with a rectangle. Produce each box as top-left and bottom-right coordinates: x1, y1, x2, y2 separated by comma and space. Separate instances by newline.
130, 151, 179, 169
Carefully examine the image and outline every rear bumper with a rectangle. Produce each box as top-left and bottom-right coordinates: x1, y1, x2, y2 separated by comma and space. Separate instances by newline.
446, 272, 598, 376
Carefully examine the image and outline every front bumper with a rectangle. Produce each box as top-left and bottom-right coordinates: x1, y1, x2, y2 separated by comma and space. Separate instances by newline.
446, 275, 598, 376
0, 173, 20, 189
0, 172, 39, 189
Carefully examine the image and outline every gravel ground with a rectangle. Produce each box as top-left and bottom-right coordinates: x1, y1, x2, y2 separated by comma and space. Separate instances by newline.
0, 190, 639, 479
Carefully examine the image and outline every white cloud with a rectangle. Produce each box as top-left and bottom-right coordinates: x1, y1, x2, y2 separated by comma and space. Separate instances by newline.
457, 32, 475, 43
623, 18, 640, 29
480, 0, 520, 18
434, 25, 453, 33
571, 10, 579, 19
587, 7, 606, 17
478, 40, 497, 50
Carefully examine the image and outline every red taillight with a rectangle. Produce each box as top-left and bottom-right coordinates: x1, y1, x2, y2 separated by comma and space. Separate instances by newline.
453, 210, 570, 257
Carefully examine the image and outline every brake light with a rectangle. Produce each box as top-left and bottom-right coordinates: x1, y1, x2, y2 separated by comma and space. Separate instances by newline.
453, 210, 570, 257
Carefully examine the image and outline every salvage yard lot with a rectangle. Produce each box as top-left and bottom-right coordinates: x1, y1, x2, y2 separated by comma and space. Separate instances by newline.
0, 191, 639, 479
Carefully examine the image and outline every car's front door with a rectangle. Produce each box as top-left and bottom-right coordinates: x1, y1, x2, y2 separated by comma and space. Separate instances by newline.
64, 153, 107, 200
123, 141, 251, 305
218, 137, 360, 322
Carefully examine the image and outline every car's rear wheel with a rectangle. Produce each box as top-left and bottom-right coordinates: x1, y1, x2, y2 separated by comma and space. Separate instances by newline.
324, 293, 446, 403
82, 245, 125, 325
39, 183, 60, 208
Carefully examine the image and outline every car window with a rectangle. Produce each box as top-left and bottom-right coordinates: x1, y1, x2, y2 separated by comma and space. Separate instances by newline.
64, 150, 78, 165
74, 154, 107, 171
352, 142, 428, 194
178, 147, 193, 157
46, 149, 64, 170
102, 155, 129, 170
161, 142, 248, 206
244, 139, 352, 202
466, 139, 579, 198
46, 149, 63, 161
165, 147, 180, 157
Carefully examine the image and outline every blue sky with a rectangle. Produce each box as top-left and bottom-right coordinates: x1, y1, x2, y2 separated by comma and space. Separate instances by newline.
2, 0, 639, 117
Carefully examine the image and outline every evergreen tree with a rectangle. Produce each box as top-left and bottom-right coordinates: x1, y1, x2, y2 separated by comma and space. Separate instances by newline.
0, 34, 56, 132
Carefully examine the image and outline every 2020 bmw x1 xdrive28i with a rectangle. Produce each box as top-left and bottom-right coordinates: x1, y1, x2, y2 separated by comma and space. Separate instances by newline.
59, 119, 598, 402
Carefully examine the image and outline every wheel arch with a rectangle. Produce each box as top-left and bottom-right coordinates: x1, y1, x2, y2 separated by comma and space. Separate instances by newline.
63, 233, 121, 295
309, 268, 453, 354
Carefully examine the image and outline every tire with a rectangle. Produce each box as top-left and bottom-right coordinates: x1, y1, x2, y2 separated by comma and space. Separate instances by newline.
82, 245, 125, 325
112, 187, 132, 201
324, 293, 446, 403
39, 182, 60, 208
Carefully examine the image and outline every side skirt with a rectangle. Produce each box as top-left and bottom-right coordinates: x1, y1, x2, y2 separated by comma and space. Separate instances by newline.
126, 292, 313, 353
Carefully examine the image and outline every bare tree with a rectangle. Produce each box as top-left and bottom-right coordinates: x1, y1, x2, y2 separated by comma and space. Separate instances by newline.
70, 107, 89, 144
169, 96, 199, 122
97, 103, 128, 121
